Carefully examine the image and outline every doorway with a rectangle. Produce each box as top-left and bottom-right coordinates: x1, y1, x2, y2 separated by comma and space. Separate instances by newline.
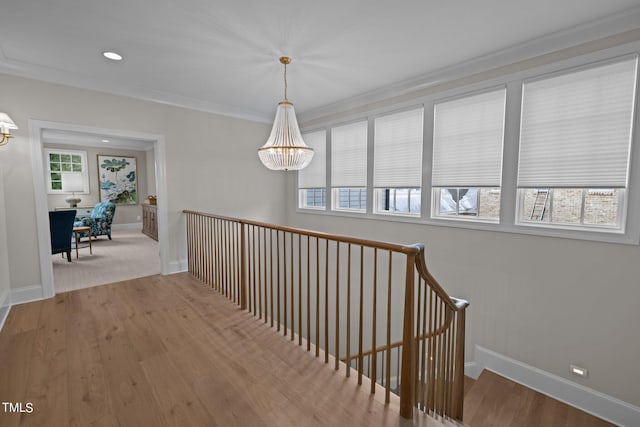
29, 120, 169, 298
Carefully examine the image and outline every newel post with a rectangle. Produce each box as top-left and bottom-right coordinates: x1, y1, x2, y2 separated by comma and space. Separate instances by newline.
399, 252, 416, 419
239, 222, 247, 310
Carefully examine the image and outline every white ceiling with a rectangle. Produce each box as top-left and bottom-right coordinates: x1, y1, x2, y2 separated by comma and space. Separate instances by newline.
2, 0, 640, 124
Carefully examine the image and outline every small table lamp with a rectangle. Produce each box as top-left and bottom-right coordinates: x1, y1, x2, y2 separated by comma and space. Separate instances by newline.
61, 172, 84, 207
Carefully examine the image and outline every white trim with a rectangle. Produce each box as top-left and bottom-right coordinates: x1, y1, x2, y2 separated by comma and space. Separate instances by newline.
168, 259, 188, 275
10, 285, 44, 306
0, 287, 11, 332
464, 361, 482, 380
473, 345, 640, 427
111, 222, 142, 231
29, 120, 171, 294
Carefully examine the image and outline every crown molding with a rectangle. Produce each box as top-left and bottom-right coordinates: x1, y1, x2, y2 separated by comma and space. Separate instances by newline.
0, 60, 273, 124
298, 6, 640, 124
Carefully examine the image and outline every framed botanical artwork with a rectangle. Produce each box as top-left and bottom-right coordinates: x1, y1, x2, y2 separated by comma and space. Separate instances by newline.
98, 155, 138, 205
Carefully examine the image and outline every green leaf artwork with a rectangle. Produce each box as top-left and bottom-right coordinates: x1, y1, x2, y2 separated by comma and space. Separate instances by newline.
98, 155, 138, 205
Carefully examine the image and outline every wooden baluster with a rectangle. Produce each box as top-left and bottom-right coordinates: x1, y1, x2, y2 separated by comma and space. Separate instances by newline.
240, 222, 247, 310
306, 235, 311, 352
415, 275, 423, 408
381, 349, 385, 387
223, 220, 229, 296
324, 239, 329, 364
198, 214, 203, 280
358, 246, 364, 385
298, 234, 302, 346
335, 242, 340, 371
213, 217, 217, 289
371, 248, 377, 394
277, 230, 282, 332
438, 300, 446, 414
448, 310, 456, 414
315, 237, 320, 358
261, 227, 266, 322
420, 277, 428, 410
397, 346, 401, 397
194, 214, 199, 279
385, 251, 392, 403
257, 226, 262, 319
291, 233, 295, 342
452, 309, 466, 420
346, 243, 351, 378
269, 229, 274, 328
212, 218, 217, 290
428, 289, 436, 412
207, 217, 212, 287
218, 219, 223, 293
252, 225, 257, 314
185, 214, 190, 273
399, 251, 416, 419
282, 231, 287, 335
234, 222, 239, 303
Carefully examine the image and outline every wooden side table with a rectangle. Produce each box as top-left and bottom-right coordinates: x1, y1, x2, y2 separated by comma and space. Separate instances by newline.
72, 226, 92, 259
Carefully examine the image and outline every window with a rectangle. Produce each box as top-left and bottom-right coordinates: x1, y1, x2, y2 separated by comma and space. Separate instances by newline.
331, 121, 368, 212
298, 130, 327, 209
431, 88, 506, 221
297, 48, 640, 244
45, 149, 89, 194
517, 57, 638, 231
373, 108, 424, 215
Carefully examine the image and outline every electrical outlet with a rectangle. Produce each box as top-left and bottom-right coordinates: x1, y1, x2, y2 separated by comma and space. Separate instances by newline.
570, 364, 588, 378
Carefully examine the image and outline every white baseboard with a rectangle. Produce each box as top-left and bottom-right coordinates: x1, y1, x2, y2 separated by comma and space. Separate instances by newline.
0, 287, 11, 332
10, 284, 44, 306
112, 222, 142, 231
167, 259, 188, 274
473, 345, 640, 427
464, 361, 482, 380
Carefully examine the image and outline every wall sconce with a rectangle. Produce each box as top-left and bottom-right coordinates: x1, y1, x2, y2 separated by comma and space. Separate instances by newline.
0, 112, 18, 146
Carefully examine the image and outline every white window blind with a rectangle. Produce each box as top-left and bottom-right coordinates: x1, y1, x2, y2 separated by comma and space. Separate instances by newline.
298, 130, 326, 188
373, 107, 424, 188
331, 121, 368, 187
518, 56, 638, 188
432, 88, 506, 187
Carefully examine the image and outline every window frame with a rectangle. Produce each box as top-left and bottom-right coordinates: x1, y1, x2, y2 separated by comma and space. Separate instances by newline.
295, 46, 640, 245
44, 148, 90, 195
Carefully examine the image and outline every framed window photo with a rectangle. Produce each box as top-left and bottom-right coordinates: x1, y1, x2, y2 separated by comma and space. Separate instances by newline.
98, 155, 138, 205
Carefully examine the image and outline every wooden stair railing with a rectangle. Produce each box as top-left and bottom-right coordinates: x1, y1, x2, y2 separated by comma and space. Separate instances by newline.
183, 210, 469, 421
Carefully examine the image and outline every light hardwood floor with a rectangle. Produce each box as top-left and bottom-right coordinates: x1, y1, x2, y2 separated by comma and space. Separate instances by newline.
0, 273, 442, 427
0, 273, 613, 427
463, 371, 613, 427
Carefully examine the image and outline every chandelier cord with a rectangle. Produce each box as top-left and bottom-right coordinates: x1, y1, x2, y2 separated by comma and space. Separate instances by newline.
283, 61, 288, 101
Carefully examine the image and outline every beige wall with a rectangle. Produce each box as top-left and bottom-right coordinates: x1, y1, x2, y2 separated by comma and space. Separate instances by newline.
44, 143, 151, 225
0, 165, 10, 309
291, 31, 640, 408
0, 72, 282, 292
146, 146, 157, 198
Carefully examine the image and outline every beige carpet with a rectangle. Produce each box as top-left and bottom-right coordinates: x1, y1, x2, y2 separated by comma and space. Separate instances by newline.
52, 228, 160, 293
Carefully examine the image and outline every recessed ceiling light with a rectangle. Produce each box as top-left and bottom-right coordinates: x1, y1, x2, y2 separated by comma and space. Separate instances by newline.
101, 139, 110, 143
102, 51, 123, 61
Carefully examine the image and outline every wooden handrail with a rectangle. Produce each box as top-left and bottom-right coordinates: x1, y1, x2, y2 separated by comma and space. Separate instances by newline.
183, 210, 421, 255
183, 210, 468, 422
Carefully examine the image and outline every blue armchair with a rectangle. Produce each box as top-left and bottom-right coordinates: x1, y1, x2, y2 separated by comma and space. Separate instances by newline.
50, 210, 76, 262
74, 201, 116, 240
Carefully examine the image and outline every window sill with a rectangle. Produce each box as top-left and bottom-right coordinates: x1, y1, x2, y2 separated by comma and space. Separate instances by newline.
294, 207, 639, 245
